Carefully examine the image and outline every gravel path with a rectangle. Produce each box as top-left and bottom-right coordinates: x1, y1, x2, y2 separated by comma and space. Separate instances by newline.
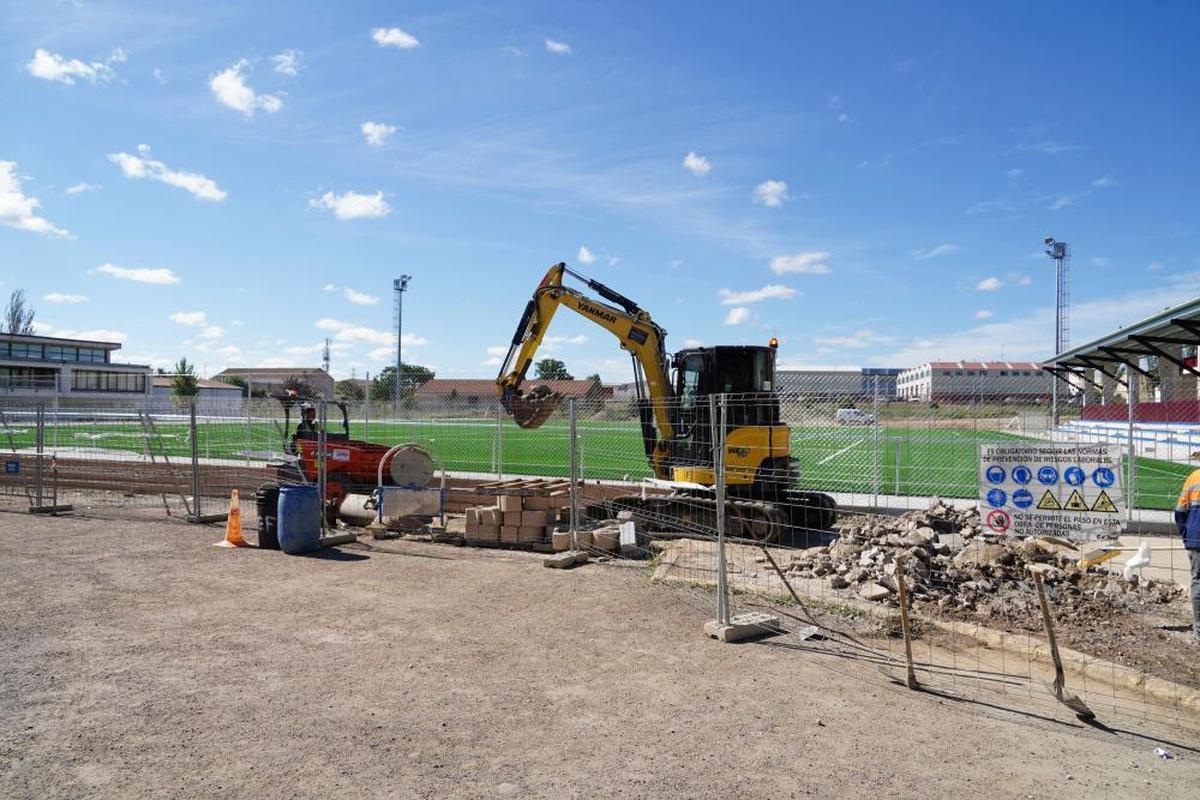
2, 512, 1198, 798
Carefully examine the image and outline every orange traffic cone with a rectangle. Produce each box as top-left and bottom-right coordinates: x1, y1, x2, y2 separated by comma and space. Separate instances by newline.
213, 489, 249, 548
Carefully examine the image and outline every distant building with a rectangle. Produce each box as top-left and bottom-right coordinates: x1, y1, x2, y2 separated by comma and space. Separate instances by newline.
412, 378, 601, 408
776, 368, 905, 400
151, 376, 243, 413
896, 361, 1050, 403
0, 332, 150, 398
211, 367, 335, 398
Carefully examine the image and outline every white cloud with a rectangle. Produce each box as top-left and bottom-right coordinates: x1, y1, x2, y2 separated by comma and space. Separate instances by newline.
323, 283, 339, 292
814, 329, 891, 349
1091, 175, 1115, 189
310, 190, 390, 220
35, 324, 127, 343
0, 162, 70, 237
1005, 168, 1025, 179
483, 344, 508, 365
1050, 195, 1073, 211
344, 288, 380, 305
1017, 141, 1081, 155
769, 251, 831, 275
25, 48, 123, 85
545, 38, 571, 55
544, 334, 588, 346
975, 276, 1003, 291
879, 273, 1200, 366
753, 180, 789, 207
486, 346, 508, 357
318, 318, 428, 347
361, 121, 397, 147
974, 309, 994, 320
683, 339, 703, 348
577, 245, 595, 264
836, 113, 851, 124
108, 145, 226, 202
208, 59, 282, 116
1091, 257, 1109, 268
723, 307, 750, 326
43, 292, 88, 304
96, 263, 180, 285
1007, 273, 1033, 286
717, 284, 796, 305
373, 27, 421, 49
198, 325, 223, 340
65, 182, 100, 195
682, 151, 711, 176
910, 243, 958, 259
272, 49, 302, 76
170, 311, 206, 326
1148, 261, 1163, 272
153, 68, 167, 84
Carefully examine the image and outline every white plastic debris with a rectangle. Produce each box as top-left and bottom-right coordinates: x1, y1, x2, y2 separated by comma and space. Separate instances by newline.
1123, 542, 1152, 581
1153, 746, 1173, 760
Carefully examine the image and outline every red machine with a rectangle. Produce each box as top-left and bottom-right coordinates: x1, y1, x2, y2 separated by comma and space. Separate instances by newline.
276, 395, 399, 504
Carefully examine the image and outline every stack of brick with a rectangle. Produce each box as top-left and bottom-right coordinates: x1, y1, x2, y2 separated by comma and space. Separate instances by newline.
464, 493, 569, 546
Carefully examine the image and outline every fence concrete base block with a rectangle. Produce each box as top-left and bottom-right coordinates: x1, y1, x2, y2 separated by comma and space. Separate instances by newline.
187, 513, 228, 524
704, 612, 783, 643
544, 551, 584, 569
29, 504, 73, 515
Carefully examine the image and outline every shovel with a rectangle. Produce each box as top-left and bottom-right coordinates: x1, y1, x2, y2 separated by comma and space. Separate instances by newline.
509, 385, 565, 429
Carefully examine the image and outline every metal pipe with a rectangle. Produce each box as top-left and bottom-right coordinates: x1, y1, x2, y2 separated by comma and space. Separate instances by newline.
189, 401, 201, 519
1126, 370, 1137, 526
712, 393, 730, 626
569, 397, 579, 550
318, 399, 327, 537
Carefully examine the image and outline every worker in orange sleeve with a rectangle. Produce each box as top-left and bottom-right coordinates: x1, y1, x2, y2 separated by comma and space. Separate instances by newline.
1175, 465, 1200, 643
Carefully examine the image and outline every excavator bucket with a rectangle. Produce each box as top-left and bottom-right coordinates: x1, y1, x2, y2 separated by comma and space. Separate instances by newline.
509, 385, 564, 429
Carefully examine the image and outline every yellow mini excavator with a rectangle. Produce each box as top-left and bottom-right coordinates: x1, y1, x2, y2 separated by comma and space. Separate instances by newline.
496, 262, 836, 542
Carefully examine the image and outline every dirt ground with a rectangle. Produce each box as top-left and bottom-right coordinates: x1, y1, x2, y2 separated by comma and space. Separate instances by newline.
3, 512, 1200, 799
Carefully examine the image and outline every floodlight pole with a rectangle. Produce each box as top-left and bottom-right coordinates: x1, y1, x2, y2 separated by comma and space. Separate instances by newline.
393, 275, 411, 417
1044, 237, 1070, 427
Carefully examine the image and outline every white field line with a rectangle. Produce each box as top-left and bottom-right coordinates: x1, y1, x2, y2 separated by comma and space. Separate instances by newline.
816, 436, 870, 466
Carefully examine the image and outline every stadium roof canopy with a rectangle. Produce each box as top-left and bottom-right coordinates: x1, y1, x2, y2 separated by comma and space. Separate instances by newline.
1046, 295, 1200, 388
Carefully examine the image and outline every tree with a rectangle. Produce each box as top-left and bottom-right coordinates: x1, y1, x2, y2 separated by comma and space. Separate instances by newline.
371, 363, 435, 400
171, 358, 199, 403
535, 359, 573, 381
4, 289, 36, 335
335, 379, 365, 403
281, 376, 317, 398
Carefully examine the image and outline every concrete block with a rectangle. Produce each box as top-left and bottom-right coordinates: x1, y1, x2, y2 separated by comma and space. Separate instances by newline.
500, 526, 519, 543
592, 528, 619, 552
543, 551, 579, 569
551, 531, 573, 551
704, 612, 783, 643
465, 508, 480, 525
471, 524, 500, 542
521, 509, 551, 526
479, 507, 500, 525
502, 511, 523, 527
517, 526, 543, 543
498, 495, 522, 512
523, 495, 549, 510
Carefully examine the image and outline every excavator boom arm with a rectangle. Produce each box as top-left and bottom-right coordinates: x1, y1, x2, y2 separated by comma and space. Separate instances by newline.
497, 263, 675, 473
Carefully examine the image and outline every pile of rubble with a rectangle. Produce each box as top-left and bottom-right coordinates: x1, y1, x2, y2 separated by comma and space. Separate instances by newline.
780, 499, 1182, 615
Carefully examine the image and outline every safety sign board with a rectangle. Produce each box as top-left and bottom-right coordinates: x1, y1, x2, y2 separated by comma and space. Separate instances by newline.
979, 443, 1123, 540
4, 460, 18, 474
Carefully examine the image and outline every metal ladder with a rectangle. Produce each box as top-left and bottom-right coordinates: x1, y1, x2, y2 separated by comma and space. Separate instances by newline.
139, 412, 193, 517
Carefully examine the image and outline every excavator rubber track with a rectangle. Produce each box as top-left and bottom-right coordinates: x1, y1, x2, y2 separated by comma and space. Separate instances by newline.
591, 489, 837, 548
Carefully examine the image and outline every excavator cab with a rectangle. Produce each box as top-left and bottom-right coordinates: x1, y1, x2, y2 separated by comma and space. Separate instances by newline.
669, 345, 782, 475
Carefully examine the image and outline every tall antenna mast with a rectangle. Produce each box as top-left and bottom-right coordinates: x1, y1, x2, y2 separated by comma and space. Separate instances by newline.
322, 337, 331, 373
1044, 236, 1070, 425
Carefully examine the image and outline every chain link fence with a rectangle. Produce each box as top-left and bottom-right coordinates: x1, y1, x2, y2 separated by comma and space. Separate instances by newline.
0, 381, 1197, 740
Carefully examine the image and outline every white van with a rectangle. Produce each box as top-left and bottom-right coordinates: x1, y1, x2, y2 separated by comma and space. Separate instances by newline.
835, 407, 876, 426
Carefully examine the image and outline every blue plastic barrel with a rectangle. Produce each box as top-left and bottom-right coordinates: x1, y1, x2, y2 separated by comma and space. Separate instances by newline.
277, 485, 321, 555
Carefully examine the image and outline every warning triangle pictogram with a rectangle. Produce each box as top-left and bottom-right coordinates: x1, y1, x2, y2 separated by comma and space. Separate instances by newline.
1036, 489, 1061, 511
1091, 490, 1119, 513
1064, 489, 1089, 511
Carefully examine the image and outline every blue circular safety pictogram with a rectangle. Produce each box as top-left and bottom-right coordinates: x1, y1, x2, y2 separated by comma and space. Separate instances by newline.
1037, 466, 1059, 485
1064, 466, 1085, 486
986, 488, 1008, 508
1092, 467, 1115, 488
1011, 465, 1032, 485
1012, 488, 1033, 509
985, 465, 1006, 484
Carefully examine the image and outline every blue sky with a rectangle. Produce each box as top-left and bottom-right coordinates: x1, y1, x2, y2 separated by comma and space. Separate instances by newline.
2, 0, 1198, 381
